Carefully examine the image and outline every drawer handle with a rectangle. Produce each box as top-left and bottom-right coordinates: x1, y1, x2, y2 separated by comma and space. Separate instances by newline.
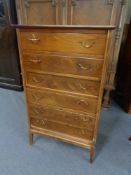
33, 109, 41, 115
77, 100, 88, 106
28, 59, 42, 64
32, 94, 43, 102
82, 116, 90, 122
28, 38, 40, 43
78, 83, 87, 90
41, 120, 46, 126
32, 107, 47, 115
32, 77, 42, 83
27, 34, 40, 43
35, 119, 46, 126
79, 40, 95, 48
78, 63, 92, 71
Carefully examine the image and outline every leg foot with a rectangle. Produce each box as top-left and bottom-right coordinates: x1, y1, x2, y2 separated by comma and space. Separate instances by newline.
103, 89, 110, 109
29, 132, 33, 145
90, 146, 95, 163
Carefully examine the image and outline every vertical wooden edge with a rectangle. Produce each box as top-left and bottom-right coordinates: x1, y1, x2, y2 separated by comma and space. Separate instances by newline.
70, 0, 73, 25
55, 0, 59, 25
16, 0, 24, 24
16, 28, 32, 143
67, 0, 70, 25
29, 132, 33, 145
104, 0, 128, 107
109, 0, 119, 26
107, 0, 128, 85
93, 30, 113, 143
103, 0, 119, 98
89, 145, 95, 163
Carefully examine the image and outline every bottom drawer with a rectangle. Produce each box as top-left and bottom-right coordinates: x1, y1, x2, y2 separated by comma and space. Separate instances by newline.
31, 118, 94, 141
28, 104, 96, 130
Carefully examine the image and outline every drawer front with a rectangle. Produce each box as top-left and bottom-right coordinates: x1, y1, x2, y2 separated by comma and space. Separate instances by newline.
20, 31, 107, 55
29, 104, 96, 130
23, 54, 103, 78
27, 88, 98, 113
31, 118, 94, 140
26, 72, 100, 96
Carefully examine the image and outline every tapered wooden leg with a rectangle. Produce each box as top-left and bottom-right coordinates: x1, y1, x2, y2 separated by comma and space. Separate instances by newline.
103, 89, 110, 109
29, 132, 33, 145
90, 146, 95, 163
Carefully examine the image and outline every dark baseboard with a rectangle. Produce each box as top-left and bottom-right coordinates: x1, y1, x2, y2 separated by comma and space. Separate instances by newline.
0, 82, 23, 91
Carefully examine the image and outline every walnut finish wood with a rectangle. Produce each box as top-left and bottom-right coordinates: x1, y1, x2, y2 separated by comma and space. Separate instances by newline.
68, 0, 117, 25
26, 72, 100, 97
23, 53, 103, 79
15, 0, 120, 26
20, 30, 107, 55
14, 0, 128, 108
16, 26, 113, 163
28, 104, 96, 129
15, 0, 61, 25
31, 117, 94, 141
26, 87, 98, 114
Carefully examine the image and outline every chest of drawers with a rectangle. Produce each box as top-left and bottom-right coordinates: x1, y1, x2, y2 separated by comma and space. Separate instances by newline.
16, 26, 114, 162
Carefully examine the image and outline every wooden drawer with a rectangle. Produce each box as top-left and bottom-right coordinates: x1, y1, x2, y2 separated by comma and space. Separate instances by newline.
31, 118, 94, 140
27, 88, 98, 113
20, 30, 107, 55
23, 53, 103, 78
26, 72, 100, 97
29, 104, 96, 130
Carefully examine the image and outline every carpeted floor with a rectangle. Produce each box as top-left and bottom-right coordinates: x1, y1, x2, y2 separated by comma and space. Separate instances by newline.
0, 88, 131, 175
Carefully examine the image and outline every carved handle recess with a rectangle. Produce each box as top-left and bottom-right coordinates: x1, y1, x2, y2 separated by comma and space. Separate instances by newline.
78, 63, 92, 71
27, 58, 42, 64
32, 77, 42, 83
74, 114, 91, 122
78, 83, 87, 90
35, 119, 46, 126
77, 99, 88, 106
27, 33, 40, 43
79, 40, 95, 48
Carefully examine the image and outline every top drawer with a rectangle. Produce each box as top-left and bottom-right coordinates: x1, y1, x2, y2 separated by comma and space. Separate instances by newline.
19, 29, 107, 55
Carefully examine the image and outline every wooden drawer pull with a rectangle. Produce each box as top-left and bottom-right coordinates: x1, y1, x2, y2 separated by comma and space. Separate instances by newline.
32, 77, 42, 83
33, 109, 41, 115
77, 100, 88, 106
78, 83, 87, 90
28, 59, 42, 63
27, 34, 40, 43
28, 38, 40, 43
74, 115, 92, 122
35, 119, 46, 126
79, 40, 95, 48
78, 63, 92, 71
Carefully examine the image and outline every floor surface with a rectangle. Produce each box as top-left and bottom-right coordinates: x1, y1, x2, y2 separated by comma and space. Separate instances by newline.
0, 88, 131, 175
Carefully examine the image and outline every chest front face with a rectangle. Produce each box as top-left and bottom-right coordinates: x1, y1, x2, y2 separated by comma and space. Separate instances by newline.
16, 27, 111, 157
